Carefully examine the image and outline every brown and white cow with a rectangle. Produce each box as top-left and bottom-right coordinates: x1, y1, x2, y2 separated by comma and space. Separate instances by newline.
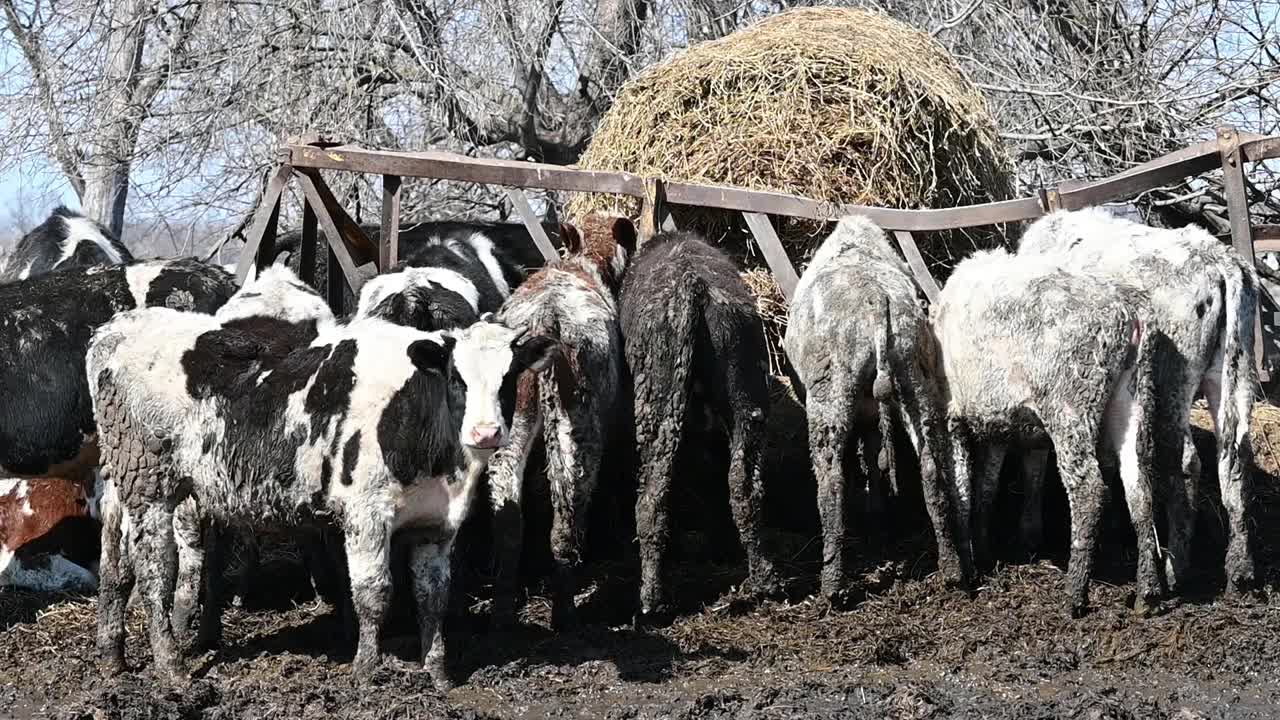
0, 446, 103, 591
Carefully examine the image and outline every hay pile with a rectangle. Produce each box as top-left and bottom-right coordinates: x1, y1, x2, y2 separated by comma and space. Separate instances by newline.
568, 7, 1013, 279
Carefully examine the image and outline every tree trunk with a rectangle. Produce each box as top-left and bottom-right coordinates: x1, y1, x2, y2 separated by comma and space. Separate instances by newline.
78, 0, 152, 238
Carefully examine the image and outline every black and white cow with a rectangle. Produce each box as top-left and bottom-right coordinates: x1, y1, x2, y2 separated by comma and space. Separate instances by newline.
274, 220, 547, 315
0, 206, 133, 282
0, 258, 236, 592
89, 308, 469, 688
163, 265, 341, 651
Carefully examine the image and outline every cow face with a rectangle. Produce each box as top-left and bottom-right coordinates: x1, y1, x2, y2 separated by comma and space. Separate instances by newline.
450, 316, 557, 457
561, 214, 637, 291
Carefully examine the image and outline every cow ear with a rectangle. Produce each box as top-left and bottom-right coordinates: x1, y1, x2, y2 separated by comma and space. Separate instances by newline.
611, 217, 638, 255
513, 334, 558, 373
559, 223, 582, 254
408, 336, 455, 376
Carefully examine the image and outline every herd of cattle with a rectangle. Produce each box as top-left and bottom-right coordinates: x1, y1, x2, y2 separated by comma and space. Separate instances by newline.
0, 202, 1260, 692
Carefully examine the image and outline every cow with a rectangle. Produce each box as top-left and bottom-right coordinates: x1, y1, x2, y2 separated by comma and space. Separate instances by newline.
0, 206, 133, 282
272, 220, 550, 315
88, 305, 475, 688
164, 265, 341, 652
1015, 207, 1259, 593
932, 248, 1170, 616
446, 213, 636, 630
617, 230, 781, 624
0, 258, 237, 592
784, 215, 967, 601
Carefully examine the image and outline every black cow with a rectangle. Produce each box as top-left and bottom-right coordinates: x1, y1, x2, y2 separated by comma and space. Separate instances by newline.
0, 206, 133, 282
618, 231, 781, 624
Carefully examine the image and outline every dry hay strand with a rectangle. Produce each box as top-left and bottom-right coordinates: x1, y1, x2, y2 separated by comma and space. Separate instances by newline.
742, 269, 788, 375
1190, 401, 1280, 481
568, 7, 1013, 276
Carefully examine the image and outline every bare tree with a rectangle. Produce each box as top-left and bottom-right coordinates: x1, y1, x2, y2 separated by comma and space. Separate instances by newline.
1, 0, 1275, 256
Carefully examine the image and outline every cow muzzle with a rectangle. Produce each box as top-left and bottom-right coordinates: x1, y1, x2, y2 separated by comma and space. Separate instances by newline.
466, 424, 504, 450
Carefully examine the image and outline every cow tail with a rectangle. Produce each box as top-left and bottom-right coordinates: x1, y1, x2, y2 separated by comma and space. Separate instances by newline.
872, 296, 898, 495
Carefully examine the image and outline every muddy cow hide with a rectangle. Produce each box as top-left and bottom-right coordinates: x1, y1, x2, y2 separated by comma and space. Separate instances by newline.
0, 258, 237, 592
89, 307, 469, 690
933, 248, 1175, 617
785, 215, 967, 601
451, 214, 634, 631
1017, 207, 1259, 595
0, 206, 133, 282
162, 265, 341, 652
617, 230, 781, 623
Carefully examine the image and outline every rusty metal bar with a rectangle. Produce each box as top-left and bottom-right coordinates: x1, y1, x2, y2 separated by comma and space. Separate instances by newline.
742, 212, 799, 300
234, 164, 292, 285
893, 231, 940, 304
290, 144, 648, 198
381, 175, 402, 271
1217, 125, 1268, 381
504, 187, 559, 264
299, 198, 318, 287
296, 170, 368, 301
638, 178, 667, 244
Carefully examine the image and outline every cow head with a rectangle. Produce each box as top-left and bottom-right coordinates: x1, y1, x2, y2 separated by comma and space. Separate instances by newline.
449, 315, 557, 458
561, 213, 637, 293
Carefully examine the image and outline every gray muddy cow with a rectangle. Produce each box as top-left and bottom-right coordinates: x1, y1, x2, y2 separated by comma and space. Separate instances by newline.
784, 215, 967, 600
1017, 208, 1259, 594
933, 248, 1171, 617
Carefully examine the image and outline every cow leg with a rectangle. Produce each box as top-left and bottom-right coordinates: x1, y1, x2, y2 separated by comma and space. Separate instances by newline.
232, 532, 260, 607
946, 417, 977, 575
1018, 448, 1050, 556
543, 402, 600, 630
95, 480, 134, 674
410, 541, 453, 692
808, 399, 852, 602
633, 380, 687, 624
135, 502, 186, 684
322, 526, 358, 646
1105, 364, 1161, 614
170, 496, 204, 654
196, 523, 229, 652
1164, 434, 1201, 594
344, 525, 392, 677
1047, 424, 1106, 618
974, 442, 1007, 572
724, 380, 779, 601
1202, 366, 1256, 593
897, 374, 967, 589
488, 378, 540, 632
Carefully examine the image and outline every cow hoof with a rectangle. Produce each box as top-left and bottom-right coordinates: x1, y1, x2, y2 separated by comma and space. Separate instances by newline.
96, 657, 127, 678
1069, 602, 1089, 620
634, 606, 674, 630
352, 654, 381, 680
1132, 593, 1160, 618
746, 569, 786, 600
428, 665, 454, 693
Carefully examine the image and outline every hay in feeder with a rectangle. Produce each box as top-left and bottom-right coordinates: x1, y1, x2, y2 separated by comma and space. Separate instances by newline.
568, 6, 1013, 276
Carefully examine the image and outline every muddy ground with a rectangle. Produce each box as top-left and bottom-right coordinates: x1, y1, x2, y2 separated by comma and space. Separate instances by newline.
3, 408, 1280, 720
